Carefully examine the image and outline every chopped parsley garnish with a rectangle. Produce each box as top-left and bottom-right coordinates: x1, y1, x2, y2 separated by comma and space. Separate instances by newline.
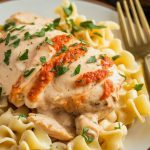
66, 19, 80, 34
80, 46, 88, 51
0, 38, 5, 43
134, 83, 143, 91
87, 56, 97, 63
5, 33, 11, 45
81, 127, 94, 143
24, 32, 32, 40
72, 64, 81, 76
3, 21, 16, 31
80, 20, 106, 30
55, 66, 69, 76
23, 68, 35, 77
4, 49, 11, 65
10, 35, 17, 40
19, 49, 29, 61
53, 18, 61, 28
61, 45, 67, 52
11, 25, 25, 32
99, 54, 106, 60
93, 32, 102, 37
40, 56, 47, 64
45, 37, 54, 45
14, 25, 25, 31
112, 55, 120, 61
119, 73, 126, 80
18, 114, 27, 119
11, 38, 20, 48
79, 39, 88, 45
56, 45, 68, 56
114, 122, 121, 130
34, 28, 45, 37
71, 43, 78, 47
0, 87, 2, 98
44, 24, 55, 32
63, 4, 73, 17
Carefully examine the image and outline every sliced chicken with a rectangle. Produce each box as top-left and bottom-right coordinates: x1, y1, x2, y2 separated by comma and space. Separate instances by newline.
10, 12, 52, 25
0, 13, 124, 141
28, 112, 75, 141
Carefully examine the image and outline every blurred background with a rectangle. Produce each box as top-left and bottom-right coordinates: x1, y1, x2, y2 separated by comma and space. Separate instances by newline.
0, 0, 149, 22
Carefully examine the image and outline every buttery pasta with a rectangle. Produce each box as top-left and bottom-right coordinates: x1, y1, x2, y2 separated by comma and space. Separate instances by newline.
0, 0, 149, 150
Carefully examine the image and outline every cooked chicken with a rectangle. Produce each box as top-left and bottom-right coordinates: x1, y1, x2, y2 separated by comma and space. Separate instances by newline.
0, 13, 124, 140
28, 111, 75, 141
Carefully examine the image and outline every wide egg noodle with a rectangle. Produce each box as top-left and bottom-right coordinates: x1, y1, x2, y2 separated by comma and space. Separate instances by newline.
0, 108, 52, 149
67, 135, 102, 150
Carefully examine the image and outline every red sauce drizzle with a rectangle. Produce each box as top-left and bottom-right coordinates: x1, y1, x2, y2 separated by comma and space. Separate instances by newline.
54, 43, 86, 66
28, 42, 88, 101
52, 35, 72, 51
75, 69, 110, 87
101, 56, 114, 69
101, 79, 114, 100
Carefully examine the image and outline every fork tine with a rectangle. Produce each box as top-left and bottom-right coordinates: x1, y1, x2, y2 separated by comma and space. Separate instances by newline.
134, 0, 150, 41
117, 2, 131, 49
123, 0, 139, 45
129, 0, 147, 44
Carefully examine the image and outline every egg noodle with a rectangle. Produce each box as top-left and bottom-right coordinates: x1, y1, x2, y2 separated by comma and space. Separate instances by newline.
0, 0, 150, 150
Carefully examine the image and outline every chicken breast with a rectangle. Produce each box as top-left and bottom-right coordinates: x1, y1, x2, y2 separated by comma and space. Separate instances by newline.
0, 13, 124, 140
28, 112, 75, 141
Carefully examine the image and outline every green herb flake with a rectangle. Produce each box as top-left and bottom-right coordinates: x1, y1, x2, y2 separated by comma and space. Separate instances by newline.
19, 49, 29, 61
56, 45, 68, 56
99, 54, 106, 60
0, 87, 2, 98
56, 66, 69, 76
45, 37, 54, 45
80, 20, 106, 30
44, 24, 54, 32
81, 127, 94, 144
10, 35, 17, 40
114, 123, 121, 130
40, 56, 47, 64
119, 73, 126, 80
34, 28, 45, 37
18, 114, 27, 120
3, 21, 16, 31
87, 56, 97, 63
24, 32, 32, 40
134, 83, 143, 91
11, 25, 25, 32
63, 4, 73, 17
53, 18, 61, 28
14, 25, 25, 31
72, 64, 81, 76
11, 39, 20, 48
112, 55, 120, 61
0, 38, 5, 43
3, 49, 11, 65
5, 33, 11, 45
80, 46, 88, 51
71, 43, 78, 47
79, 39, 88, 45
23, 68, 35, 77
93, 32, 102, 37
66, 19, 80, 34
61, 45, 67, 53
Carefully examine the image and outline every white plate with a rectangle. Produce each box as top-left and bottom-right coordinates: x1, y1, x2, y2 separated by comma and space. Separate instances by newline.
0, 0, 150, 150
